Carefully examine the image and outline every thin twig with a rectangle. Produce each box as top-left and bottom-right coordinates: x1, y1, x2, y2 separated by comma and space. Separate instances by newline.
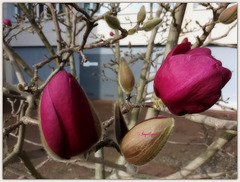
9, 133, 42, 147
3, 125, 25, 167
3, 122, 23, 138
46, 3, 64, 55
4, 93, 26, 100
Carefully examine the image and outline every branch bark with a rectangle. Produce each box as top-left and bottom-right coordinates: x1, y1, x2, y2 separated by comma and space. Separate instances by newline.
184, 113, 237, 130
129, 4, 164, 128
192, 3, 229, 48
19, 151, 44, 179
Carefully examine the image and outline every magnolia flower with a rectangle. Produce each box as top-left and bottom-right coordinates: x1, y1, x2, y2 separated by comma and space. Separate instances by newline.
40, 70, 101, 159
154, 38, 232, 115
3, 18, 12, 27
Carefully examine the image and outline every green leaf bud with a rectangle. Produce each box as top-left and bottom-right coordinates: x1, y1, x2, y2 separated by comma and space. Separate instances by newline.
142, 18, 162, 32
137, 5, 146, 24
128, 28, 137, 35
104, 14, 121, 29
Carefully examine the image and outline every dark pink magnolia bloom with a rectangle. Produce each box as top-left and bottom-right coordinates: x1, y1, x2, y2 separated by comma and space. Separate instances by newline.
40, 70, 100, 159
154, 38, 232, 116
3, 18, 12, 27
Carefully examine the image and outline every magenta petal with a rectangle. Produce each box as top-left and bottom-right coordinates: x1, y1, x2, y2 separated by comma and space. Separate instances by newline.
165, 38, 191, 61
186, 47, 212, 56
40, 85, 64, 156
220, 67, 232, 87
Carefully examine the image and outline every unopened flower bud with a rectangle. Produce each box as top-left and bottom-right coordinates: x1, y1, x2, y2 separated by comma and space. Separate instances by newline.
121, 117, 174, 165
40, 71, 101, 159
219, 4, 237, 24
17, 83, 24, 91
154, 38, 232, 115
3, 18, 12, 27
137, 5, 146, 24
110, 31, 114, 36
128, 41, 132, 49
142, 18, 162, 32
129, 59, 136, 64
118, 58, 135, 97
128, 28, 137, 35
104, 14, 121, 30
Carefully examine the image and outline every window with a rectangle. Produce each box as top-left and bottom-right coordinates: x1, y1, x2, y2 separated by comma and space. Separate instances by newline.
83, 3, 98, 14
14, 3, 64, 19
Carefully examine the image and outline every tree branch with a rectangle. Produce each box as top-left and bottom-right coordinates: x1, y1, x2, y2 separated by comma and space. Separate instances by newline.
184, 113, 237, 130
192, 3, 229, 48
46, 3, 64, 54
19, 150, 44, 179
18, 3, 59, 66
3, 124, 26, 167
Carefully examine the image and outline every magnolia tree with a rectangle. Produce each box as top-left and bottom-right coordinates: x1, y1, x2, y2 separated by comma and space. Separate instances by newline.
2, 3, 237, 179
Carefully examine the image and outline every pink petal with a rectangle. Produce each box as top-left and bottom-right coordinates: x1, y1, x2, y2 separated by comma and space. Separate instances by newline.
186, 47, 212, 56
40, 85, 64, 156
165, 38, 191, 61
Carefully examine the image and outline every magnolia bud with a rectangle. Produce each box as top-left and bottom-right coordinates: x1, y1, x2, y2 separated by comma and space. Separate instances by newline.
104, 14, 121, 30
3, 18, 12, 27
142, 18, 162, 32
110, 31, 114, 36
137, 5, 146, 24
128, 41, 132, 49
40, 71, 101, 159
17, 83, 24, 91
121, 117, 174, 165
129, 59, 136, 64
219, 4, 237, 24
118, 58, 135, 97
128, 28, 137, 35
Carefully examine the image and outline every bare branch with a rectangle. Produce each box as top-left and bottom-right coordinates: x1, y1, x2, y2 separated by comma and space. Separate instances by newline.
192, 3, 229, 48
3, 125, 26, 167
19, 151, 44, 179
46, 3, 64, 54
184, 113, 237, 130
3, 41, 26, 85
202, 22, 237, 47
67, 3, 91, 20
18, 3, 59, 66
